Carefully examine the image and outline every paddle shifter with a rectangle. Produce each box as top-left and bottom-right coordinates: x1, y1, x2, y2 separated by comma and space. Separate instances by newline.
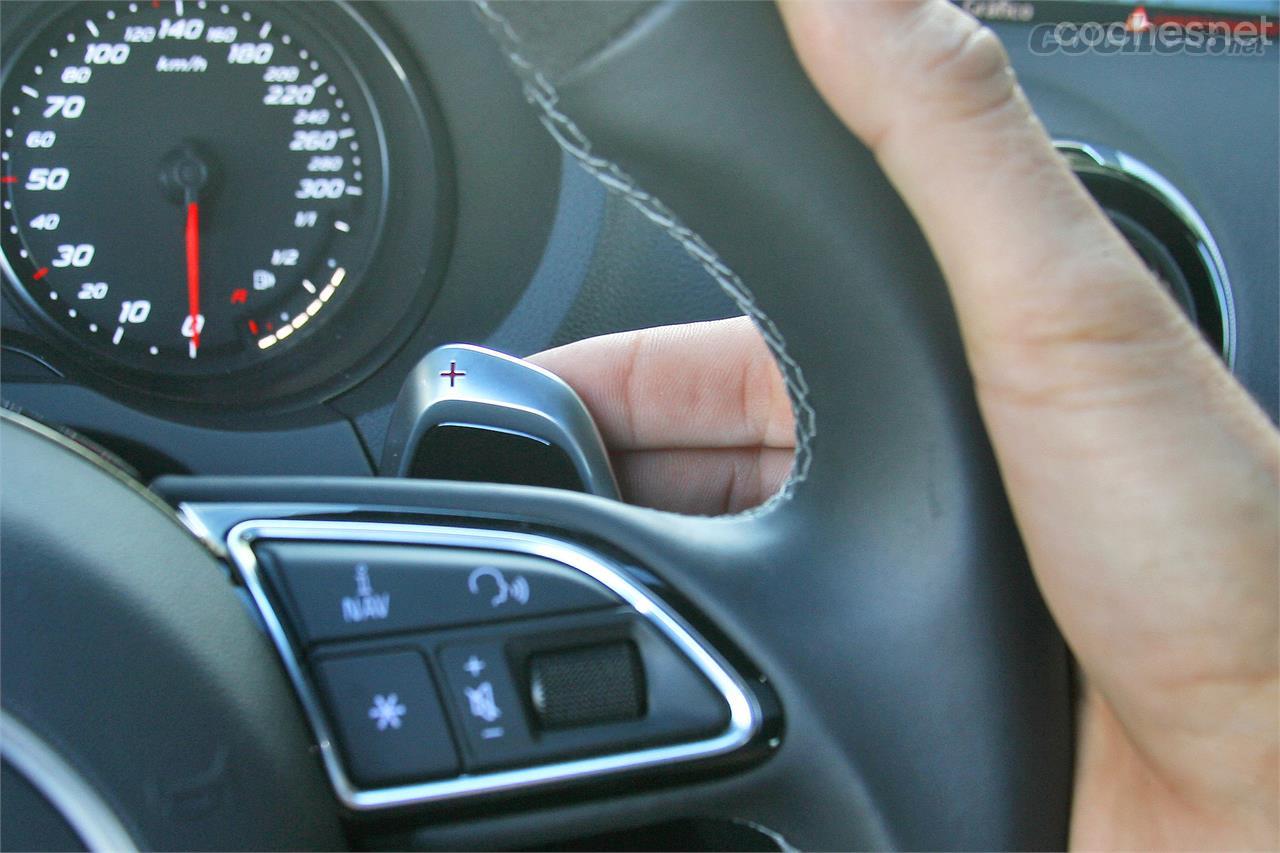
380, 344, 619, 499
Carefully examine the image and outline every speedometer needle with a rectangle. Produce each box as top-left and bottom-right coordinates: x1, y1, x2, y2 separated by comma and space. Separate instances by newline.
185, 200, 201, 358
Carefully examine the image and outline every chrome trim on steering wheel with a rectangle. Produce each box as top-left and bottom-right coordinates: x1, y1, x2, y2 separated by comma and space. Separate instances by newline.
1056, 139, 1237, 367
223, 518, 762, 811
1, 712, 139, 851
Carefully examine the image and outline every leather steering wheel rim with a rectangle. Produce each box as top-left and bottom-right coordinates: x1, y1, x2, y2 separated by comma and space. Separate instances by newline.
0, 411, 346, 850
465, 3, 1075, 845
0, 3, 1073, 850
470, 2, 1076, 847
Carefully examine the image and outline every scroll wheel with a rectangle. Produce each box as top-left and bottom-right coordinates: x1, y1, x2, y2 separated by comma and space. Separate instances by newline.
528, 641, 645, 729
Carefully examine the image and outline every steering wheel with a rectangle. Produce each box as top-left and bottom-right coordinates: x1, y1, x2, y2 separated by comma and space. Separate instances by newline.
0, 3, 1072, 849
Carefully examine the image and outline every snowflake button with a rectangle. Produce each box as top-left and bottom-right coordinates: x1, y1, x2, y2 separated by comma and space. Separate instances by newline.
314, 650, 459, 786
368, 693, 407, 730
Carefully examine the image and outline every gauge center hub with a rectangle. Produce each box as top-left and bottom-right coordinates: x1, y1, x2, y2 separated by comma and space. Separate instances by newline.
159, 143, 214, 204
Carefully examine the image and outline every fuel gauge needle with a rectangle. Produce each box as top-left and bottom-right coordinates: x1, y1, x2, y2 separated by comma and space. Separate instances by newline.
185, 199, 201, 358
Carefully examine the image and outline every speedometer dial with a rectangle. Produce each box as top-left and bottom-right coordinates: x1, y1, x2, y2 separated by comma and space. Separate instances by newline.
0, 0, 445, 408
2, 0, 381, 373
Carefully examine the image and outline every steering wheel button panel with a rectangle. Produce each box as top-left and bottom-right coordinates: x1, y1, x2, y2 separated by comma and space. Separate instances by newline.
311, 651, 459, 788
255, 541, 619, 644
219, 519, 763, 810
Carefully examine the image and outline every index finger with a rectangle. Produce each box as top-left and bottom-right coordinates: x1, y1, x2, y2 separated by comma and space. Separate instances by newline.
527, 316, 794, 452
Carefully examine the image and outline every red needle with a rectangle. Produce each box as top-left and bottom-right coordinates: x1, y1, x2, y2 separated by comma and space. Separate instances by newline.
185, 200, 201, 355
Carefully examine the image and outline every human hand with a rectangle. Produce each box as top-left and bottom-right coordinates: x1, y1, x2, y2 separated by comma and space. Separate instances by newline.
531, 1, 1279, 848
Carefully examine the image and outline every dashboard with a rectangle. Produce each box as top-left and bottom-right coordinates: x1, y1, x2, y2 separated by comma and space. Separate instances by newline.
1, 0, 1276, 488
0, 0, 742, 481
